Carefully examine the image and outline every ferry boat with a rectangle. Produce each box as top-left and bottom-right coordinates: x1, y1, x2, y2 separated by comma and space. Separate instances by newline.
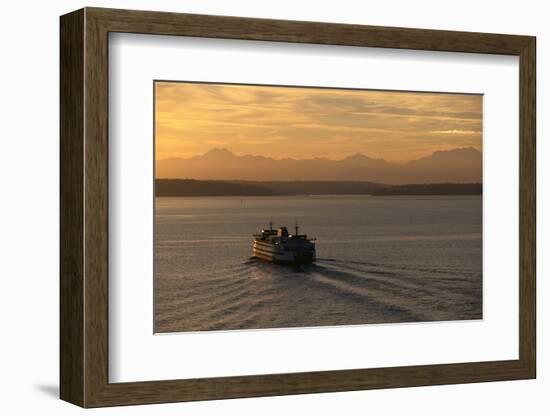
252, 222, 316, 265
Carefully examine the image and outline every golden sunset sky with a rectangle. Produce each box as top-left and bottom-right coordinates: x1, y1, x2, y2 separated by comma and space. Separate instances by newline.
155, 81, 482, 163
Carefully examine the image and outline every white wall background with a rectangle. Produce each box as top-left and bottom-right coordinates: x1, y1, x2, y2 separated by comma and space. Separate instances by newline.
0, 0, 545, 414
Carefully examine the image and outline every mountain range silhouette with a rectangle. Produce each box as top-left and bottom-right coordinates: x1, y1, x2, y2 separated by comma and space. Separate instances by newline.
156, 147, 482, 185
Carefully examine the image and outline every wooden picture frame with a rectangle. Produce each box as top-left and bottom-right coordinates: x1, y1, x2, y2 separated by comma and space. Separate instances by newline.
60, 7, 536, 408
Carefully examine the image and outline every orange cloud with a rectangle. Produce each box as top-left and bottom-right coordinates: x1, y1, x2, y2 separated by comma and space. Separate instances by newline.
155, 81, 482, 163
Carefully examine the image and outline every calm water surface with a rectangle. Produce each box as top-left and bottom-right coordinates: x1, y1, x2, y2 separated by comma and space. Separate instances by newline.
155, 195, 482, 332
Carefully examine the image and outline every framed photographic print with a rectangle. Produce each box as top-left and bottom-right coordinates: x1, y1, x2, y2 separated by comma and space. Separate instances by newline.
60, 7, 536, 408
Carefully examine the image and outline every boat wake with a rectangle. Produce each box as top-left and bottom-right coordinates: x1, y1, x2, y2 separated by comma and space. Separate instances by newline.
156, 256, 481, 333
237, 257, 481, 325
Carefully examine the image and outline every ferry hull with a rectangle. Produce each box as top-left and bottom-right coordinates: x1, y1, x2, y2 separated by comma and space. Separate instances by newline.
253, 241, 315, 265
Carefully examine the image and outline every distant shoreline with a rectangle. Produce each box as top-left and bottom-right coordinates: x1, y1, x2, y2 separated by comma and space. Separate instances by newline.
155, 179, 482, 197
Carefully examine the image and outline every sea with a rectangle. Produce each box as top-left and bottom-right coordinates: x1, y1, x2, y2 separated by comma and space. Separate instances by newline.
154, 195, 482, 333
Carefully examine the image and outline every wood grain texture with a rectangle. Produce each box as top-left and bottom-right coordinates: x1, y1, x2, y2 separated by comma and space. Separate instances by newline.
89, 7, 532, 55
518, 38, 536, 375
59, 7, 537, 408
59, 8, 84, 406
83, 10, 110, 406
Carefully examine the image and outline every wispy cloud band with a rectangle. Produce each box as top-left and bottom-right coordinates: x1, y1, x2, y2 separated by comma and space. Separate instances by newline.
155, 82, 482, 162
